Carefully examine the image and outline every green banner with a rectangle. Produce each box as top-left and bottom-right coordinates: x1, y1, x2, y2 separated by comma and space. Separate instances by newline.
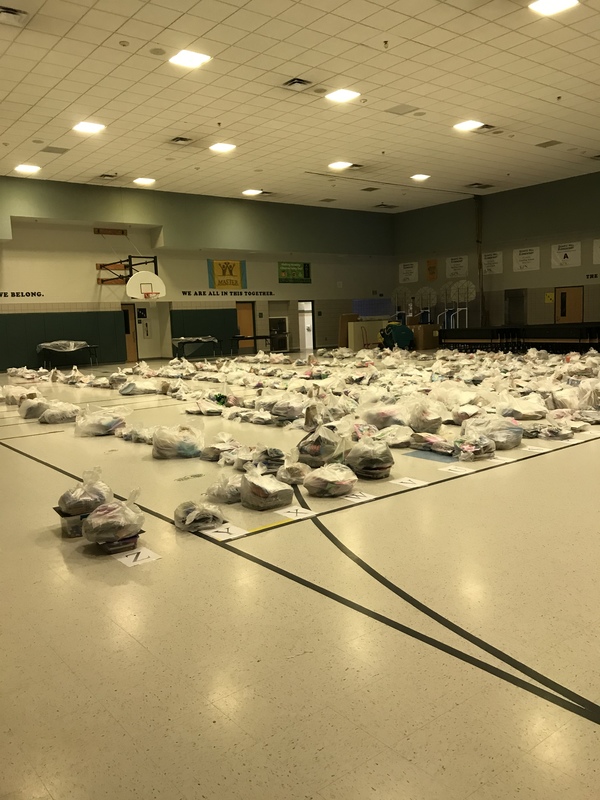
278, 261, 311, 284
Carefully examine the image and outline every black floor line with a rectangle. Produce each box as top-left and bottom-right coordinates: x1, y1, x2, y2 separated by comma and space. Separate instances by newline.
209, 535, 600, 726
3, 437, 599, 724
292, 486, 599, 716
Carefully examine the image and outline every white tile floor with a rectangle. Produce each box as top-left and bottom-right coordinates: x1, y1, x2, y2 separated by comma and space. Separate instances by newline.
1, 362, 599, 799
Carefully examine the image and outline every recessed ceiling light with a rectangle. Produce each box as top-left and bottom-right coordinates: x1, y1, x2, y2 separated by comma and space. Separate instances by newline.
133, 177, 155, 186
453, 120, 485, 132
14, 164, 40, 174
529, 0, 578, 14
411, 174, 430, 182
73, 121, 105, 133
328, 161, 353, 170
169, 50, 211, 68
209, 143, 236, 153
242, 189, 263, 196
325, 89, 360, 103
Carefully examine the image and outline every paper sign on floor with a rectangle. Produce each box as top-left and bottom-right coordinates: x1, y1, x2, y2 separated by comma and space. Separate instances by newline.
391, 477, 429, 488
492, 456, 515, 463
114, 547, 161, 567
275, 506, 316, 520
440, 465, 474, 475
523, 446, 549, 453
202, 524, 248, 542
343, 491, 375, 504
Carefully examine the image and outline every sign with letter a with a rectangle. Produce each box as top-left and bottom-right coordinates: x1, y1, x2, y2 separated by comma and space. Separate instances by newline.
551, 242, 580, 268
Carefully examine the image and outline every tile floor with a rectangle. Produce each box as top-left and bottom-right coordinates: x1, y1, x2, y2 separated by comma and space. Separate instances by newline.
0, 362, 599, 799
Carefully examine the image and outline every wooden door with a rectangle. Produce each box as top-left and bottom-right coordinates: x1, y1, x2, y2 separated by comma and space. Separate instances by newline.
121, 303, 138, 362
555, 286, 583, 324
236, 302, 255, 350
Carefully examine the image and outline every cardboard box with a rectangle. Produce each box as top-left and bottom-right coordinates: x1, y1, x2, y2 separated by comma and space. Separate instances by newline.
411, 324, 440, 351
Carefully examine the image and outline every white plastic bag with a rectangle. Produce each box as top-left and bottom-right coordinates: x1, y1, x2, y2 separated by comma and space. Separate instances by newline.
38, 401, 81, 424
276, 448, 312, 485
201, 433, 240, 461
174, 501, 224, 532
298, 425, 345, 468
304, 464, 357, 497
18, 398, 51, 419
58, 467, 113, 515
83, 490, 144, 543
205, 474, 243, 504
345, 436, 394, 479
374, 425, 412, 448
152, 425, 204, 459
75, 406, 129, 436
240, 466, 293, 510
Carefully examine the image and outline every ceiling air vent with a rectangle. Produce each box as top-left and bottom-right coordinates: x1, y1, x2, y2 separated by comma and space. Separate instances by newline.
98, 173, 118, 180
474, 124, 497, 133
0, 5, 28, 26
465, 182, 494, 189
535, 140, 562, 148
282, 77, 312, 91
374, 203, 398, 209
361, 187, 380, 192
41, 146, 69, 154
320, 198, 336, 202
170, 136, 193, 145
386, 104, 418, 116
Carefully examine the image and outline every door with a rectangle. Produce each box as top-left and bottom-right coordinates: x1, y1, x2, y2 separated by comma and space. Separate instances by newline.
236, 302, 255, 350
298, 301, 314, 351
121, 303, 138, 362
269, 317, 288, 351
555, 286, 583, 324
504, 288, 526, 326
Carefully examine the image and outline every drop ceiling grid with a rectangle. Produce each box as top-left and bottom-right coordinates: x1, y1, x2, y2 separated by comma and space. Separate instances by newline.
2, 0, 600, 211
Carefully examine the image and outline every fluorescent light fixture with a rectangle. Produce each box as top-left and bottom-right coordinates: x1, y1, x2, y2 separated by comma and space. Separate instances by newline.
328, 161, 353, 170
133, 177, 155, 186
325, 89, 360, 103
529, 0, 578, 14
411, 174, 430, 181
73, 121, 105, 133
14, 164, 41, 174
169, 50, 211, 68
242, 189, 262, 196
453, 120, 485, 132
209, 143, 236, 153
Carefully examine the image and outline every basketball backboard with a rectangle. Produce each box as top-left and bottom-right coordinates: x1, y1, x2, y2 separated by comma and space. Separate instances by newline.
126, 270, 167, 299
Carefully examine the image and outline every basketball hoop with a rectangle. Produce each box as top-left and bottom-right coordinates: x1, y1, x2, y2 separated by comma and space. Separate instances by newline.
143, 292, 160, 301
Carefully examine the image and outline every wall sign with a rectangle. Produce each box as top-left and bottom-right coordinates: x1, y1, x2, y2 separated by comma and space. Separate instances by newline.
278, 262, 311, 283
551, 241, 580, 268
545, 292, 555, 304
426, 259, 438, 282
207, 259, 247, 290
593, 240, 600, 265
181, 290, 273, 297
399, 262, 418, 283
446, 255, 468, 278
513, 247, 540, 271
482, 251, 503, 275
0, 291, 44, 298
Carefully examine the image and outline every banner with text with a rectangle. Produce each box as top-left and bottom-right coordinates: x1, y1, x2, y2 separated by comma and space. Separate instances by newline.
513, 247, 540, 272
207, 259, 247, 290
482, 251, 503, 275
278, 261, 311, 283
399, 262, 418, 283
446, 255, 468, 278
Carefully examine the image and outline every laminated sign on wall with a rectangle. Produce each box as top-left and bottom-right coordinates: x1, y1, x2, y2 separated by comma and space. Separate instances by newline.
513, 247, 540, 272
551, 242, 581, 268
593, 240, 600, 265
446, 255, 468, 278
207, 260, 247, 290
399, 262, 418, 283
482, 252, 503, 275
